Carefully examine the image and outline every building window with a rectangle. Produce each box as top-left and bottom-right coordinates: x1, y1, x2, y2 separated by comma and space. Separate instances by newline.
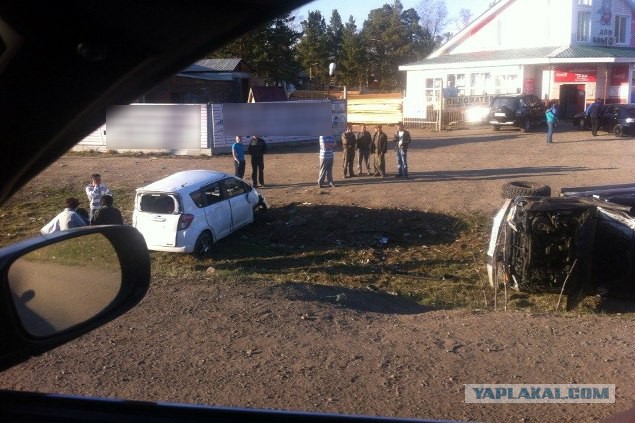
577, 0, 591, 5
425, 78, 441, 106
577, 11, 591, 42
615, 15, 628, 44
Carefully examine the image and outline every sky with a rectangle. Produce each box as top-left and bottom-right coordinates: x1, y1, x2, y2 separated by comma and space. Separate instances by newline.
292, 0, 494, 32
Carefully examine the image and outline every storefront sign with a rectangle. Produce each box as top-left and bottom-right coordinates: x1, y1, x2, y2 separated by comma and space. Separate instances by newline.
593, 28, 615, 46
554, 67, 597, 83
445, 95, 495, 108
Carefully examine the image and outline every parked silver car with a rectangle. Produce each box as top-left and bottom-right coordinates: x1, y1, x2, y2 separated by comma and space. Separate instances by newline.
133, 170, 267, 258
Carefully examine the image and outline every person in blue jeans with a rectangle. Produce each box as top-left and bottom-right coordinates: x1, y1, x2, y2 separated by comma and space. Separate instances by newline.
392, 123, 411, 178
318, 135, 336, 188
232, 136, 246, 178
545, 104, 558, 144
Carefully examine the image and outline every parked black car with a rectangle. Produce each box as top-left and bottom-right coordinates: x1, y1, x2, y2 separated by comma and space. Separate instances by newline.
488, 94, 546, 132
572, 103, 635, 136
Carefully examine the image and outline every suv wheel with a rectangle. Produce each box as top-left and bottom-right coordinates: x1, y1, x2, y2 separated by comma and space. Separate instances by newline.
193, 231, 213, 259
501, 181, 551, 198
614, 124, 624, 137
520, 119, 531, 133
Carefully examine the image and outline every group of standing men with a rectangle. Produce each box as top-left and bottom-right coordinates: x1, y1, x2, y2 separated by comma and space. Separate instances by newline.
320, 123, 411, 188
340, 123, 411, 179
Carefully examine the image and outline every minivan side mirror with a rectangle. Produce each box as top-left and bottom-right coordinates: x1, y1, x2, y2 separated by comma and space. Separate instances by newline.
0, 225, 150, 371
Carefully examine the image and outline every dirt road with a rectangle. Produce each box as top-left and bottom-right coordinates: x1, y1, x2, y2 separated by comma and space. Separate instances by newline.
1, 125, 634, 422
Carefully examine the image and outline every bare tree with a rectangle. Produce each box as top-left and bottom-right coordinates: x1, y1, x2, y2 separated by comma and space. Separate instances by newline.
417, 0, 448, 40
455, 8, 473, 32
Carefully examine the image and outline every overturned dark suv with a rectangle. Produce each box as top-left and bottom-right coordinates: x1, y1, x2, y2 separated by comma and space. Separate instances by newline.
488, 94, 546, 132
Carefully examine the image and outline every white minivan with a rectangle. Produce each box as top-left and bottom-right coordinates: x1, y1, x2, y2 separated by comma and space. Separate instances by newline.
132, 170, 267, 258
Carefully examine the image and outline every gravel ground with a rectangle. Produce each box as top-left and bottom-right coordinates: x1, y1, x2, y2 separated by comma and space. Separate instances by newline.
1, 124, 635, 423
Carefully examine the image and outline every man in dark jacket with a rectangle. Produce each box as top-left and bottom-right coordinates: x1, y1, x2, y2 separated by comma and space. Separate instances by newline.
356, 124, 372, 175
341, 124, 356, 178
393, 123, 411, 178
91, 194, 123, 225
587, 99, 602, 136
248, 135, 267, 187
371, 124, 388, 177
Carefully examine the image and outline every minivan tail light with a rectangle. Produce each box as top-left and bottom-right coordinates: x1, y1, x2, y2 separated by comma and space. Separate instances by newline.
178, 214, 194, 230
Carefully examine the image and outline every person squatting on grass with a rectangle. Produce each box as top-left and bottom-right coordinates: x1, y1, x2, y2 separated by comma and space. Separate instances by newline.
41, 197, 87, 234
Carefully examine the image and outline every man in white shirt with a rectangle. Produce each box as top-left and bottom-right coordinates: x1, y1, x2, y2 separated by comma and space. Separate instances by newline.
40, 197, 88, 234
85, 173, 112, 221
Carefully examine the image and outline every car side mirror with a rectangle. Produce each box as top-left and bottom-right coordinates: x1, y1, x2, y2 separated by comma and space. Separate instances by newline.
0, 225, 150, 371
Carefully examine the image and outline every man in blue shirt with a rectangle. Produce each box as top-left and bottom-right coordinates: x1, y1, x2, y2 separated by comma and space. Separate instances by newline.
232, 136, 246, 178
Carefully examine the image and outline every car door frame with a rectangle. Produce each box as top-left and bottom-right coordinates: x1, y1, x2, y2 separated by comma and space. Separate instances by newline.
198, 181, 233, 241
220, 177, 254, 231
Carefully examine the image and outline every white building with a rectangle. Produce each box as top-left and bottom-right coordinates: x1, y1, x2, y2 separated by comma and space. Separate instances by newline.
399, 0, 635, 123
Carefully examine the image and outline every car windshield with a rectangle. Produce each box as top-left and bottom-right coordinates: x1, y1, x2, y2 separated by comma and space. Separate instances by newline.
2, 1, 635, 423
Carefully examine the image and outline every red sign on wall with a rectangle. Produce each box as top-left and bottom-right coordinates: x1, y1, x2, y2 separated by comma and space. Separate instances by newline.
523, 79, 534, 94
553, 68, 597, 83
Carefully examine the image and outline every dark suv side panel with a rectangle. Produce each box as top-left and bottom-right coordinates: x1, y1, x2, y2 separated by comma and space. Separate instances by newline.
488, 94, 546, 132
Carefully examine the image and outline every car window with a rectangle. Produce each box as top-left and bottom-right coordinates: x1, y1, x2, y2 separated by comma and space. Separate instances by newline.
528, 96, 541, 107
139, 193, 178, 214
221, 178, 246, 198
202, 182, 224, 205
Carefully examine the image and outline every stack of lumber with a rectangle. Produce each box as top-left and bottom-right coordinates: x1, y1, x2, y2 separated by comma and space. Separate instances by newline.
346, 96, 403, 125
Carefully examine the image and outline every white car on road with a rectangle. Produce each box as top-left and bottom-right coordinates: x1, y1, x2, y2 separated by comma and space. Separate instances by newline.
133, 170, 267, 258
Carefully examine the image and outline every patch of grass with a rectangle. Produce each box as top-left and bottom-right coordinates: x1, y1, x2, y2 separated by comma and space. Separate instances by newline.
0, 196, 623, 315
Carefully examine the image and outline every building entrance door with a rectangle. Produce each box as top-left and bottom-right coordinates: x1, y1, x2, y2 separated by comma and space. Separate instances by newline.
559, 84, 585, 119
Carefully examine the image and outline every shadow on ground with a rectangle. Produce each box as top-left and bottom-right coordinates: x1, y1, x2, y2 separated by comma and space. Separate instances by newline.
271, 282, 431, 315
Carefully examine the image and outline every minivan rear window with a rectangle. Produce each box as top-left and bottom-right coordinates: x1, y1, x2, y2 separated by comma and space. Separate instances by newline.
139, 194, 178, 214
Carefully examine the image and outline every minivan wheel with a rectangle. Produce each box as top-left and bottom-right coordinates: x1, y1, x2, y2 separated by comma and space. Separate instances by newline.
614, 124, 624, 137
193, 231, 213, 259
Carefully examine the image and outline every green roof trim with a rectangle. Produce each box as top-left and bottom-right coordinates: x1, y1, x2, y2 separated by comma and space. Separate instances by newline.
400, 45, 635, 69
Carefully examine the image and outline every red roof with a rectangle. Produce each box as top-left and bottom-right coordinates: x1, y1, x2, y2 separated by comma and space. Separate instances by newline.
248, 86, 287, 102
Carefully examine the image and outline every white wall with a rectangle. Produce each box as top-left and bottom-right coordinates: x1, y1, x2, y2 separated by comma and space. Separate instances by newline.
452, 0, 573, 54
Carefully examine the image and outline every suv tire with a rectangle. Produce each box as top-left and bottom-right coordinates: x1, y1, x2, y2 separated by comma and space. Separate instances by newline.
501, 181, 551, 198
614, 124, 624, 137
